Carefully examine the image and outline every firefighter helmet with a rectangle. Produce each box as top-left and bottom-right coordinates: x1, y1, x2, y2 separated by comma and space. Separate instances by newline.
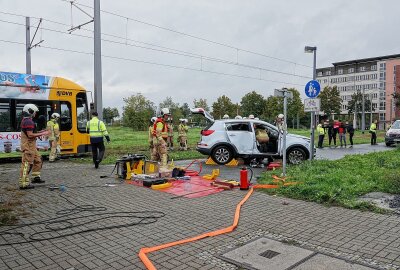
23, 104, 39, 116
222, 114, 229, 119
278, 114, 284, 119
151, 117, 157, 123
161, 108, 171, 116
51, 113, 60, 119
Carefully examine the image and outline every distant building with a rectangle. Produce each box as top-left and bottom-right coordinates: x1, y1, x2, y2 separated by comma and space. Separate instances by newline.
316, 54, 400, 128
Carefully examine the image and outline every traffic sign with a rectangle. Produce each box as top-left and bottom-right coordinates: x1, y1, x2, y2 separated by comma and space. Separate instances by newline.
305, 80, 321, 98
304, 98, 320, 112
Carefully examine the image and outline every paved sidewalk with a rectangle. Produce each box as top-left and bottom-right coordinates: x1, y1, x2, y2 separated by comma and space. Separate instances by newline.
0, 154, 399, 270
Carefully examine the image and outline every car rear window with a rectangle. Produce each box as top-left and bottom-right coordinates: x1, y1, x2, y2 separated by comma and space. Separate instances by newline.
225, 122, 251, 131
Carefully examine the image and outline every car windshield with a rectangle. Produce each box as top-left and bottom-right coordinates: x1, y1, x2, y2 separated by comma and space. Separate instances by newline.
391, 121, 400, 129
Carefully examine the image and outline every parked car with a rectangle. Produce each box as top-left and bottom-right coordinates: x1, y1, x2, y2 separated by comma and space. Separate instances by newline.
385, 120, 400, 146
190, 108, 314, 165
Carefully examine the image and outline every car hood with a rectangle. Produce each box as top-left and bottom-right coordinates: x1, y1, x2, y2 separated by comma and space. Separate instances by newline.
387, 129, 400, 135
287, 133, 310, 141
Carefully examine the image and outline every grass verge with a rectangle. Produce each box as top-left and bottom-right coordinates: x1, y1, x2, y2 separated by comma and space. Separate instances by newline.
257, 148, 400, 212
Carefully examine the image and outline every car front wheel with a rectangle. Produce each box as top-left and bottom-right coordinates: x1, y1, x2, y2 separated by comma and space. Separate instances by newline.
211, 145, 233, 165
287, 147, 306, 165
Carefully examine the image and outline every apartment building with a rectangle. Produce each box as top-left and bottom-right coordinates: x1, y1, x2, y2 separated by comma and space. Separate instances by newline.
316, 54, 400, 128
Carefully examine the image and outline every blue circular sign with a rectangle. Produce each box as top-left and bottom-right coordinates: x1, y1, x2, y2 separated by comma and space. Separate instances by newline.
305, 80, 321, 98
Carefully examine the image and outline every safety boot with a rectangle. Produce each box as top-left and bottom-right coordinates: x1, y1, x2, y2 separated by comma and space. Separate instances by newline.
19, 178, 35, 189
31, 174, 45, 184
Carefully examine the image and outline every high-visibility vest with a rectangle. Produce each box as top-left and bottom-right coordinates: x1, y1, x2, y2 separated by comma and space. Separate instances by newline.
86, 117, 109, 138
148, 125, 154, 143
178, 124, 188, 136
370, 123, 377, 133
317, 124, 325, 135
152, 118, 168, 139
46, 119, 60, 141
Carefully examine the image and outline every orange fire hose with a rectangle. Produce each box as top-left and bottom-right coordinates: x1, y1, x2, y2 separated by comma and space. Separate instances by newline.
138, 183, 290, 270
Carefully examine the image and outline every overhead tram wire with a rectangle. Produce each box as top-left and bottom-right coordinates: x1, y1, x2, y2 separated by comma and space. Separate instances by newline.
61, 0, 312, 68
0, 38, 305, 87
0, 17, 311, 79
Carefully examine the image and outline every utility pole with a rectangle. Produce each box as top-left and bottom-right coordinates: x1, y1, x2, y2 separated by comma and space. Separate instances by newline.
282, 88, 288, 177
361, 86, 365, 133
370, 93, 373, 126
94, 0, 103, 119
25, 17, 31, 74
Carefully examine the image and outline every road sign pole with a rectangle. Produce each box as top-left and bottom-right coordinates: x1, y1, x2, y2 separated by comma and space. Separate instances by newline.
309, 50, 316, 160
282, 88, 287, 176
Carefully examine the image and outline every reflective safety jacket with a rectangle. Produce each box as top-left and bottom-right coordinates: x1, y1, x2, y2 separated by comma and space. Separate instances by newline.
167, 123, 174, 136
370, 123, 377, 133
148, 125, 154, 143
316, 124, 325, 135
86, 117, 109, 143
153, 118, 168, 142
178, 123, 188, 137
46, 119, 60, 141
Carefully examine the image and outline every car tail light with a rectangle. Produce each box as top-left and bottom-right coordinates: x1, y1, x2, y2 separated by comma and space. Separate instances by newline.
201, 130, 215, 136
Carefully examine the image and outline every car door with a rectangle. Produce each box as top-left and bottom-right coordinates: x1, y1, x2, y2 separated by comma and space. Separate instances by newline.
253, 123, 279, 154
225, 122, 254, 154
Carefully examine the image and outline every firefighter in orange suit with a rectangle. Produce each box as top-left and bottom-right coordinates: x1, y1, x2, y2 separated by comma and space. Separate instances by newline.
152, 108, 170, 167
19, 104, 49, 189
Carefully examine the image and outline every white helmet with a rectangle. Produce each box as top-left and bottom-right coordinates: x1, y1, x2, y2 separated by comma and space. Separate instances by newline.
249, 114, 255, 119
222, 114, 229, 119
151, 117, 157, 123
278, 114, 284, 119
235, 115, 242, 119
23, 104, 39, 115
161, 108, 170, 116
51, 113, 60, 119
255, 117, 259, 120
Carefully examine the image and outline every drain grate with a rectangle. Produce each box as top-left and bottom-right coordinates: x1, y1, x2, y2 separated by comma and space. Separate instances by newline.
259, 249, 280, 259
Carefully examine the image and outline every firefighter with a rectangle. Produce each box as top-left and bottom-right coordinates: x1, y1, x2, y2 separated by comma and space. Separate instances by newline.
86, 111, 110, 168
46, 113, 61, 162
149, 117, 157, 159
178, 119, 189, 151
276, 114, 287, 133
19, 104, 49, 189
166, 117, 174, 151
152, 108, 170, 168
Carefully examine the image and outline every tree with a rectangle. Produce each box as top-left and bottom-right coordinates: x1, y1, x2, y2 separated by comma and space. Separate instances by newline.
180, 103, 191, 118
212, 95, 236, 119
240, 91, 266, 118
319, 86, 341, 118
347, 91, 371, 114
122, 93, 155, 131
287, 88, 304, 129
103, 107, 120, 125
264, 96, 282, 123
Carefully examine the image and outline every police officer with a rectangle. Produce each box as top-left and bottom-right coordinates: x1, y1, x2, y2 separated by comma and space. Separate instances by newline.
46, 113, 61, 162
19, 104, 49, 189
370, 119, 378, 145
178, 119, 189, 151
152, 108, 170, 168
86, 112, 110, 168
316, 121, 326, 148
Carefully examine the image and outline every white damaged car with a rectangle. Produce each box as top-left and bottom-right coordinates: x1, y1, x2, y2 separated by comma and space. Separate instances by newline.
191, 108, 314, 165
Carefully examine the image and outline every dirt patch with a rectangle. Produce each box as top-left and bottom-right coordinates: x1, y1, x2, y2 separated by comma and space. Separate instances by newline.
358, 192, 400, 214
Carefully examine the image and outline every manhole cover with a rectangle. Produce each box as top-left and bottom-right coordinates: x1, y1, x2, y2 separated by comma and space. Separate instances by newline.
259, 250, 280, 259
220, 237, 378, 270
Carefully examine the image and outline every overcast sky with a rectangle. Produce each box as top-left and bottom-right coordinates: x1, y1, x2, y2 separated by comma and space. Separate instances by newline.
1, 0, 400, 113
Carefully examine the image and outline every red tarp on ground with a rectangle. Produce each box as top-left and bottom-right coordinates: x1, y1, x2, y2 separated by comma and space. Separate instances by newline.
128, 176, 225, 198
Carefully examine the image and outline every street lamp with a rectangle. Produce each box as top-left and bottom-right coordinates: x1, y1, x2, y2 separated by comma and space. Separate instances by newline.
304, 46, 317, 160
